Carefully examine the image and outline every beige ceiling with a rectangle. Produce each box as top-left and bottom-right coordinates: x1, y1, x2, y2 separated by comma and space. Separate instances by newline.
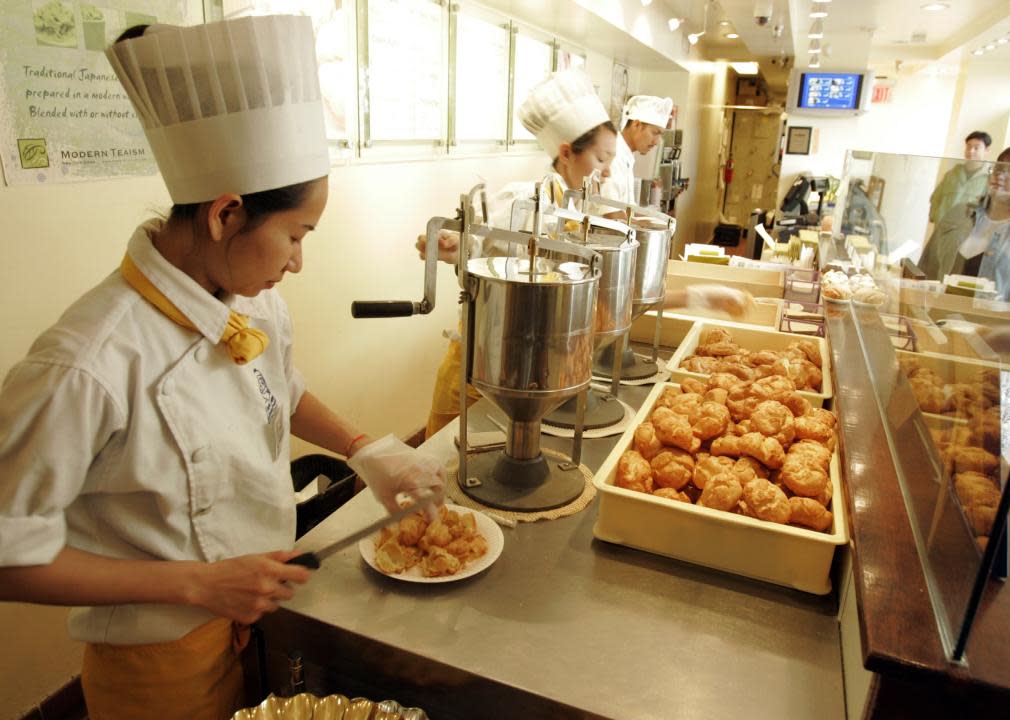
660, 0, 1010, 90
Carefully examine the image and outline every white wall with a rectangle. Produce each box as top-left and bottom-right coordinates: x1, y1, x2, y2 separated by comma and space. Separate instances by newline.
0, 153, 546, 445
778, 70, 959, 201
943, 53, 1010, 157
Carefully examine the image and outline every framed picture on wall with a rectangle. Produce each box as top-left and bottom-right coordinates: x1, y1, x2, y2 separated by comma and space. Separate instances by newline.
786, 126, 812, 155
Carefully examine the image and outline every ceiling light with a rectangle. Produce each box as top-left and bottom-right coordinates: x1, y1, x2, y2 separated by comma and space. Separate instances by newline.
985, 43, 996, 50
668, 17, 683, 31
730, 61, 760, 75
920, 2, 949, 11
641, 0, 653, 6
810, 9, 828, 18
809, 39, 822, 53
687, 1, 710, 47
719, 20, 731, 26
972, 48, 984, 55
811, 0, 831, 3
726, 32, 740, 39
810, 57, 821, 68
998, 37, 1009, 45
808, 19, 824, 39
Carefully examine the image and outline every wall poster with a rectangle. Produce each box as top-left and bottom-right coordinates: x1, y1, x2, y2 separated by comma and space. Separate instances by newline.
609, 61, 629, 128
0, 0, 194, 185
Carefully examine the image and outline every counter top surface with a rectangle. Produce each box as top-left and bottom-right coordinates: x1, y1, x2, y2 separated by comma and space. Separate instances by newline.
283, 378, 845, 720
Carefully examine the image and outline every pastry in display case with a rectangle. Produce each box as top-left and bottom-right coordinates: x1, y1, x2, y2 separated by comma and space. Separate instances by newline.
827, 148, 1009, 665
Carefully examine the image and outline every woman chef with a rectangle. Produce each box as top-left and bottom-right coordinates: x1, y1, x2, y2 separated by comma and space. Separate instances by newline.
418, 69, 619, 438
418, 72, 752, 438
0, 16, 443, 719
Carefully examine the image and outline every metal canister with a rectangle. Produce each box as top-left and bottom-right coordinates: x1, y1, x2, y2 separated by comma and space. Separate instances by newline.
467, 255, 599, 431
552, 232, 638, 350
629, 217, 673, 312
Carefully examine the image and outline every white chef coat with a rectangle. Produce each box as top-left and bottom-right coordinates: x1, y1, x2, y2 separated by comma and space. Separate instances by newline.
599, 132, 636, 206
0, 221, 305, 644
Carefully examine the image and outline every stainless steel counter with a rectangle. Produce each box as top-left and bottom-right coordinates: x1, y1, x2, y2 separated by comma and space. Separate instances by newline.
271, 381, 845, 719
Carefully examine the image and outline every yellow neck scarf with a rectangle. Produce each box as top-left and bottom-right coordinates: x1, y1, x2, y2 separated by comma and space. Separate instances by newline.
120, 254, 269, 365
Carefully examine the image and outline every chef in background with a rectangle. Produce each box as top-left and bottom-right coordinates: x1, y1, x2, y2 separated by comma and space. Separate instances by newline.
599, 94, 674, 208
418, 69, 619, 438
417, 74, 751, 438
0, 16, 443, 719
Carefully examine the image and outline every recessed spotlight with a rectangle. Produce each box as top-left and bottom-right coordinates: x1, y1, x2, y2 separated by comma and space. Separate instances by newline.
808, 19, 824, 39
920, 2, 949, 11
985, 43, 996, 50
999, 37, 1009, 45
641, 0, 653, 6
810, 9, 828, 18
688, 32, 705, 45
726, 32, 740, 39
811, 0, 831, 3
668, 17, 683, 31
719, 20, 731, 26
972, 48, 984, 55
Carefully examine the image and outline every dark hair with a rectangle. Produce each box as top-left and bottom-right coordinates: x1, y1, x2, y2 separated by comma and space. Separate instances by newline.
569, 120, 617, 156
998, 147, 1010, 163
169, 179, 322, 230
115, 25, 150, 43
966, 131, 992, 148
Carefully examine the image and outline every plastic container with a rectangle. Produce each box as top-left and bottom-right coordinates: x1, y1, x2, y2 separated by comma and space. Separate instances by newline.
669, 322, 834, 406
779, 300, 825, 337
628, 313, 698, 348
667, 260, 785, 300
593, 382, 848, 595
631, 300, 783, 339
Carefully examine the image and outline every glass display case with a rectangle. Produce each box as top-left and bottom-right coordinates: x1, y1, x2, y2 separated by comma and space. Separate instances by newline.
829, 150, 1009, 664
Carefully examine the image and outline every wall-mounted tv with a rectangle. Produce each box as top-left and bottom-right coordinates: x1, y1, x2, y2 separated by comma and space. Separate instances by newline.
786, 68, 874, 117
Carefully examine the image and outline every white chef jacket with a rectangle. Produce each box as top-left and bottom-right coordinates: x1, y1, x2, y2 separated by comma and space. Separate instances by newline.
599, 132, 636, 206
0, 221, 305, 644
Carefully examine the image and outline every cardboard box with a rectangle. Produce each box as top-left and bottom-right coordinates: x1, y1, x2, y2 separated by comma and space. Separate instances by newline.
667, 260, 785, 300
669, 322, 833, 407
593, 382, 847, 595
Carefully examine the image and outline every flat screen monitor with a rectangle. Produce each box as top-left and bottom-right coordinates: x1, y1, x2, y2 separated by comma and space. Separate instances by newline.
799, 72, 863, 110
787, 68, 873, 116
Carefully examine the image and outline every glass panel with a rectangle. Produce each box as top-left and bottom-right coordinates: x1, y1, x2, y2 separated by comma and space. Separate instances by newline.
454, 10, 508, 142
366, 0, 445, 141
835, 149, 1010, 662
511, 31, 552, 142
222, 0, 352, 144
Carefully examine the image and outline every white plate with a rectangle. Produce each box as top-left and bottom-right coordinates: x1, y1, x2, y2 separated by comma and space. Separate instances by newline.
359, 504, 504, 583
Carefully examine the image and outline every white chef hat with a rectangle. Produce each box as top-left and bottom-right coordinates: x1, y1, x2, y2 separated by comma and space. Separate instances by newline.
519, 70, 610, 159
622, 95, 673, 129
106, 15, 329, 205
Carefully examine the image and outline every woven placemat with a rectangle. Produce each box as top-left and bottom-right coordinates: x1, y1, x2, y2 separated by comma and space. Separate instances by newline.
445, 448, 596, 523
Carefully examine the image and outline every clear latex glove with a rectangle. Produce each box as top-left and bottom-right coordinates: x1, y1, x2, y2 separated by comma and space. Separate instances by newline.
347, 434, 446, 519
414, 229, 460, 264
685, 285, 755, 317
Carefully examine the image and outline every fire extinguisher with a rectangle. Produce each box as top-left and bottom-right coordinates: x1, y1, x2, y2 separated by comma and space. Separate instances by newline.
724, 156, 735, 185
